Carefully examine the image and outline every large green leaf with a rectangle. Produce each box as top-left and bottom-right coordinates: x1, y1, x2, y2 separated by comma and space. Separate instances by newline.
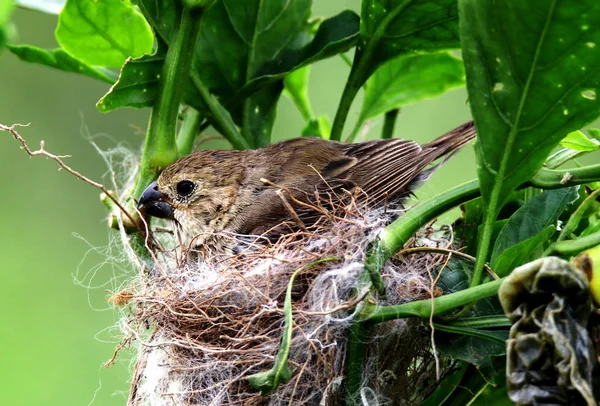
358, 52, 464, 128
194, 0, 311, 145
330, 0, 460, 141
56, 0, 154, 68
8, 45, 116, 84
195, 0, 311, 97
461, 0, 600, 214
240, 10, 360, 97
491, 187, 579, 264
461, 0, 600, 285
359, 0, 460, 79
96, 8, 359, 132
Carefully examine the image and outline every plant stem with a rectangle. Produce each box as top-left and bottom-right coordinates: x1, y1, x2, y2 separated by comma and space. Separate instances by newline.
381, 109, 399, 139
330, 0, 411, 141
380, 179, 480, 252
190, 71, 250, 150
547, 230, 600, 256
344, 300, 376, 406
176, 108, 202, 156
447, 315, 511, 329
133, 6, 203, 199
555, 187, 600, 243
365, 278, 503, 322
432, 323, 507, 345
330, 59, 363, 141
365, 179, 480, 294
530, 164, 600, 188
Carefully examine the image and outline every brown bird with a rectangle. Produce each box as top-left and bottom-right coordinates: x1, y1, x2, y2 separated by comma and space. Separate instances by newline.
138, 121, 475, 254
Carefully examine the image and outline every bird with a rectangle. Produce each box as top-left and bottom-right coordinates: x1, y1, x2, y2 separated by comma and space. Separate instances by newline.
138, 121, 475, 255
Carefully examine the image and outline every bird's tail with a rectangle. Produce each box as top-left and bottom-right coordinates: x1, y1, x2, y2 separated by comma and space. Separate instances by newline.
422, 120, 476, 155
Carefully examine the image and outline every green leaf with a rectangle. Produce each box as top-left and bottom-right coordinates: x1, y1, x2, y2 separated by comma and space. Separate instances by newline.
461, 0, 600, 285
331, 0, 460, 141
56, 0, 154, 68
17, 0, 65, 14
302, 116, 331, 139
462, 0, 600, 215
283, 65, 313, 122
436, 332, 506, 384
589, 128, 600, 141
559, 130, 600, 152
240, 10, 360, 96
8, 45, 116, 84
582, 220, 600, 237
97, 44, 169, 112
241, 82, 283, 148
195, 5, 359, 145
134, 0, 182, 44
493, 225, 556, 277
492, 187, 580, 264
358, 52, 464, 127
0, 0, 14, 53
360, 0, 460, 73
195, 0, 311, 145
97, 4, 359, 146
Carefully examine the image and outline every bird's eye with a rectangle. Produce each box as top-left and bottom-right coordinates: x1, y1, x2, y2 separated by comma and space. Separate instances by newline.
176, 180, 195, 197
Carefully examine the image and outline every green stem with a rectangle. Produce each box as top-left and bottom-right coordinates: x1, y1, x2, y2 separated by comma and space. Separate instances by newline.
330, 59, 364, 141
381, 109, 399, 139
366, 278, 503, 323
365, 179, 480, 295
330, 0, 411, 141
339, 52, 353, 68
380, 179, 480, 252
344, 301, 376, 406
432, 323, 507, 345
133, 6, 203, 198
190, 71, 250, 150
176, 108, 202, 156
447, 315, 511, 329
548, 230, 600, 256
530, 164, 600, 188
555, 187, 600, 243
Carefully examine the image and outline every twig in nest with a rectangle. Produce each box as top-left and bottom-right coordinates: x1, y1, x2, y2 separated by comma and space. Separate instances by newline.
1, 123, 139, 230
399, 246, 498, 280
276, 189, 307, 231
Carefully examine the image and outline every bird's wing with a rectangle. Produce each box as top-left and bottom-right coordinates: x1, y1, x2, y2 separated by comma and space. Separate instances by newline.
335, 121, 476, 205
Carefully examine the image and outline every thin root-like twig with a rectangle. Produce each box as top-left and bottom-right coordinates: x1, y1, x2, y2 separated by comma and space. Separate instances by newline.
1, 123, 139, 229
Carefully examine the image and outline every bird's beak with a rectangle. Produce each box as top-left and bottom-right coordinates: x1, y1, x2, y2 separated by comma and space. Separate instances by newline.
138, 180, 175, 220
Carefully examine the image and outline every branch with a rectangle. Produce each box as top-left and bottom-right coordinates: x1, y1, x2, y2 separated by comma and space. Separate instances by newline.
1, 123, 138, 228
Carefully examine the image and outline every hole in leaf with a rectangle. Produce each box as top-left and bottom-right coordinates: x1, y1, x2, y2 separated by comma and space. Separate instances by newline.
587, 42, 596, 48
582, 90, 596, 100
493, 82, 504, 91
563, 109, 569, 115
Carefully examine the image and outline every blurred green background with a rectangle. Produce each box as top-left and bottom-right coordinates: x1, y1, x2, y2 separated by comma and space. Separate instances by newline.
0, 3, 477, 405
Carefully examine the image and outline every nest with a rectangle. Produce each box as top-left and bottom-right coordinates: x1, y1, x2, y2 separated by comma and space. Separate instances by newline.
112, 191, 457, 406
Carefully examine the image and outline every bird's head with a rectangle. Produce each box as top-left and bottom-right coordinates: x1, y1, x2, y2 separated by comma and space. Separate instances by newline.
137, 152, 244, 248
